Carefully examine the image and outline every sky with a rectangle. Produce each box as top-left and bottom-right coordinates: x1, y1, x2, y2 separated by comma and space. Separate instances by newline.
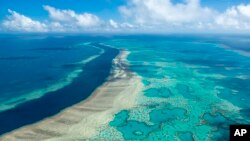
0, 0, 250, 33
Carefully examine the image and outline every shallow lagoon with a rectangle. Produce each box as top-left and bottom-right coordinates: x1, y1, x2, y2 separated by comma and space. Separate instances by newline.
92, 35, 250, 140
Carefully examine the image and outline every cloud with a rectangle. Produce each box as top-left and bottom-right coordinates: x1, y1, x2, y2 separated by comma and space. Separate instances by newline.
237, 4, 250, 18
119, 0, 216, 26
109, 19, 119, 28
2, 9, 47, 32
119, 0, 250, 32
43, 5, 101, 28
106, 19, 135, 32
215, 4, 250, 30
1, 2, 250, 33
1, 6, 103, 32
120, 22, 134, 28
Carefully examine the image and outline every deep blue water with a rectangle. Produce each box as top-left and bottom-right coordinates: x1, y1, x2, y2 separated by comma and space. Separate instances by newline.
0, 35, 119, 135
0, 35, 100, 109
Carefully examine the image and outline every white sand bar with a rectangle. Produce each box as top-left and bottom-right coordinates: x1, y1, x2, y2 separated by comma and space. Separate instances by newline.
1, 50, 143, 141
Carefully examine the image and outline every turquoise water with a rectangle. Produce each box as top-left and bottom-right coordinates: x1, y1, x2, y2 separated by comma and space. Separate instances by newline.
92, 35, 250, 140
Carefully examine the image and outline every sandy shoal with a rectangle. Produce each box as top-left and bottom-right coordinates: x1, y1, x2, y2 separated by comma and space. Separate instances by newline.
1, 50, 143, 141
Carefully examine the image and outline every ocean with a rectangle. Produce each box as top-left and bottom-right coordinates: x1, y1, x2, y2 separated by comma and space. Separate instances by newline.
0, 35, 119, 134
0, 34, 250, 140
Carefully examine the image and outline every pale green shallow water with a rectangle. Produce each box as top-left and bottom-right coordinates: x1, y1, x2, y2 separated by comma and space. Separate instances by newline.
91, 36, 250, 141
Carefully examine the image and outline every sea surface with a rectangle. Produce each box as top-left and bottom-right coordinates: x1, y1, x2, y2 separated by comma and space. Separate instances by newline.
0, 35, 119, 134
91, 35, 250, 140
0, 34, 250, 140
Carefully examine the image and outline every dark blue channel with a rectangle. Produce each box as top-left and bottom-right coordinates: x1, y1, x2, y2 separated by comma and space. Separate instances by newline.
0, 43, 119, 135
